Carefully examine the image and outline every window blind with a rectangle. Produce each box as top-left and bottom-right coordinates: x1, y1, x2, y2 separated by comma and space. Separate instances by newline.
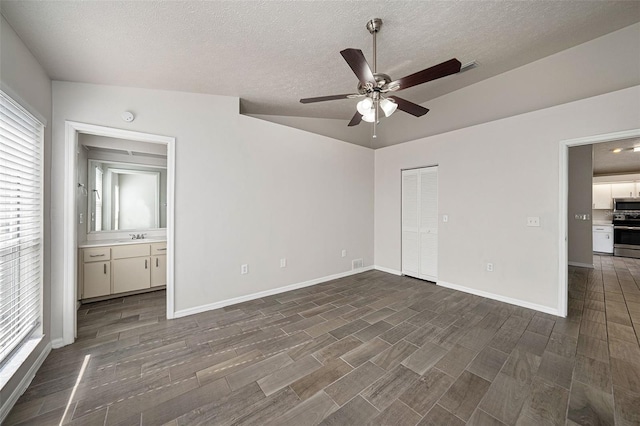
0, 91, 43, 364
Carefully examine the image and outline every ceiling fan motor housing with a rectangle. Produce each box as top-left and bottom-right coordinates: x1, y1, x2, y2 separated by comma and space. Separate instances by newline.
357, 73, 392, 94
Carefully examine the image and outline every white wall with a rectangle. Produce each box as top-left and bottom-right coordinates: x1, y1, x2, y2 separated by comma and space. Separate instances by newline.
51, 82, 374, 337
0, 14, 52, 417
375, 86, 640, 313
568, 145, 593, 266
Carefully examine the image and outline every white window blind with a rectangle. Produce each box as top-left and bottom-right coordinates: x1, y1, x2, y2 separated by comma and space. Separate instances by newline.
0, 91, 43, 364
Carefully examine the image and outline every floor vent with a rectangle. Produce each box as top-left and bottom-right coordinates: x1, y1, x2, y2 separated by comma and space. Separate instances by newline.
352, 259, 363, 270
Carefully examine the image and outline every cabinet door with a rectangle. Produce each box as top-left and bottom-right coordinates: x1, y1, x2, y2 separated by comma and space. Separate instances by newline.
151, 255, 166, 287
611, 182, 635, 199
592, 184, 612, 209
112, 257, 150, 294
83, 261, 111, 298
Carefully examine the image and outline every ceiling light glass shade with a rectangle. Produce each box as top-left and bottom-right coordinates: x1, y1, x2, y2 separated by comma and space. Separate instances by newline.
361, 110, 376, 122
357, 98, 374, 115
380, 98, 398, 117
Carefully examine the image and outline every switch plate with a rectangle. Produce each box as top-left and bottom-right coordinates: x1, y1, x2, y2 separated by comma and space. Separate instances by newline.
79, 213, 84, 224
487, 263, 494, 272
280, 258, 286, 268
241, 264, 248, 274
341, 249, 347, 258
527, 217, 540, 227
443, 215, 449, 223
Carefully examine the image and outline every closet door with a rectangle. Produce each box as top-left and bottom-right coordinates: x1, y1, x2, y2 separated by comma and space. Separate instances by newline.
419, 167, 438, 281
401, 167, 438, 281
401, 170, 419, 277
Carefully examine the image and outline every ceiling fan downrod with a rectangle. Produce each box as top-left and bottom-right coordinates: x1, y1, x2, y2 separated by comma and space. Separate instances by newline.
366, 18, 382, 139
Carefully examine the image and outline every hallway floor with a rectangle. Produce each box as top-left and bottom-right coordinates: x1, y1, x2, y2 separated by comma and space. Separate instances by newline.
5, 255, 640, 425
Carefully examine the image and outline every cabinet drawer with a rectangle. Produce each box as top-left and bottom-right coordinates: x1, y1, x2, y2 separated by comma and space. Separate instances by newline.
112, 244, 150, 259
83, 247, 111, 262
151, 242, 167, 255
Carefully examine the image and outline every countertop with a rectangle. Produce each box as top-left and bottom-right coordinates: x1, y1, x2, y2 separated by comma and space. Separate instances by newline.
592, 222, 613, 227
78, 238, 167, 248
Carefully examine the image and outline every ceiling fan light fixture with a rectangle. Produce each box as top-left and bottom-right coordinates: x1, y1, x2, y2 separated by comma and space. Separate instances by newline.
357, 98, 374, 115
361, 110, 376, 122
380, 98, 398, 117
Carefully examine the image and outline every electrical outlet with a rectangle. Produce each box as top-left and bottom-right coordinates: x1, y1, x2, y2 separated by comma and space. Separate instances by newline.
280, 258, 286, 268
341, 249, 347, 258
442, 215, 448, 223
486, 263, 494, 272
527, 217, 540, 227
241, 264, 248, 275
79, 213, 84, 224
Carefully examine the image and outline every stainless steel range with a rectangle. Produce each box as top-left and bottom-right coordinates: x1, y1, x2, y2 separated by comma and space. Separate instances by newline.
613, 198, 640, 259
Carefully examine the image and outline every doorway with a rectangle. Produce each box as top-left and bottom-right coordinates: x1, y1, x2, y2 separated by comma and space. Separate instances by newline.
62, 122, 175, 346
559, 128, 640, 317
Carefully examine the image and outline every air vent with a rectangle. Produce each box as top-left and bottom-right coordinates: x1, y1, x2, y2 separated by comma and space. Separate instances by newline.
352, 259, 364, 270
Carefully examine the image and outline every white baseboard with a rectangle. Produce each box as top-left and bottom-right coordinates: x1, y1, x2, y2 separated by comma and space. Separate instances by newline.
51, 338, 65, 349
0, 341, 51, 424
174, 266, 374, 318
437, 280, 560, 316
568, 261, 594, 269
374, 265, 402, 276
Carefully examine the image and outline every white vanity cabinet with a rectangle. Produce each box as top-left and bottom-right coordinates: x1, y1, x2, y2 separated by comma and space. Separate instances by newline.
79, 240, 166, 300
82, 247, 111, 298
151, 243, 167, 287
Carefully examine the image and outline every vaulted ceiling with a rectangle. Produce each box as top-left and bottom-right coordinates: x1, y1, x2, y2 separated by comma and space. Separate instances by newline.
2, 1, 639, 147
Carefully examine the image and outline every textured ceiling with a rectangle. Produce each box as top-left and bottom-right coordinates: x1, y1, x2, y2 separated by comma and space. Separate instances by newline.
2, 1, 639, 120
593, 138, 640, 176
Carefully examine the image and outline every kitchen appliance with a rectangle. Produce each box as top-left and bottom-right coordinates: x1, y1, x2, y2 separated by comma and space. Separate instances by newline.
593, 224, 614, 254
613, 208, 640, 258
614, 198, 640, 212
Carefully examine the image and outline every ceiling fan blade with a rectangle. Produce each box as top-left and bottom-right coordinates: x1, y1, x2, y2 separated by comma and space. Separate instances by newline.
388, 58, 462, 91
347, 111, 362, 127
300, 93, 357, 104
388, 96, 430, 117
340, 48, 376, 86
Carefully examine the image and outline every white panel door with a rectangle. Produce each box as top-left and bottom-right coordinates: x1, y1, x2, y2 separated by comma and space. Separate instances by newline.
401, 170, 419, 277
419, 167, 438, 281
402, 167, 438, 281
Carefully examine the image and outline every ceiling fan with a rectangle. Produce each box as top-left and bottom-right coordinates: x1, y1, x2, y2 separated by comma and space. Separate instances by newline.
300, 18, 462, 138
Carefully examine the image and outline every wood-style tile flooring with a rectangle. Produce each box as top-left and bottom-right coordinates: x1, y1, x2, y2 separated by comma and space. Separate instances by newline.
5, 255, 640, 425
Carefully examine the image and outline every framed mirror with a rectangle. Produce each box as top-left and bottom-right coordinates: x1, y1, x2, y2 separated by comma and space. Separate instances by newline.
88, 160, 167, 233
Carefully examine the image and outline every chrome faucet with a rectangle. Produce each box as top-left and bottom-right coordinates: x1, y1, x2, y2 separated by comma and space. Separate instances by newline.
129, 233, 147, 240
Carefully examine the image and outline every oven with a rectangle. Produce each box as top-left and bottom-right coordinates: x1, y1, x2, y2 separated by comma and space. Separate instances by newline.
613, 212, 640, 259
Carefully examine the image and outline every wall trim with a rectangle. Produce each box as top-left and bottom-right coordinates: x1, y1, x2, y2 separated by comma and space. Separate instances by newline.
0, 342, 51, 424
568, 261, 594, 269
374, 265, 402, 276
437, 280, 560, 316
174, 266, 374, 318
51, 338, 65, 349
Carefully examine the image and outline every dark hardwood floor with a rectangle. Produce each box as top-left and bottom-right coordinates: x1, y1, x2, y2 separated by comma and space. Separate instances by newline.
5, 255, 640, 425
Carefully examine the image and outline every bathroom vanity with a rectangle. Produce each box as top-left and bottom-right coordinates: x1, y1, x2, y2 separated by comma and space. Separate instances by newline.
78, 239, 167, 300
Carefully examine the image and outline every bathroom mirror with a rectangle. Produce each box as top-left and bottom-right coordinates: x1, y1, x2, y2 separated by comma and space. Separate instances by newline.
88, 160, 167, 233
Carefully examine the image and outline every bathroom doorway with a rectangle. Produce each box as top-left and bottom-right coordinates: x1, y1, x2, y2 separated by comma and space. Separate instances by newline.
62, 121, 175, 345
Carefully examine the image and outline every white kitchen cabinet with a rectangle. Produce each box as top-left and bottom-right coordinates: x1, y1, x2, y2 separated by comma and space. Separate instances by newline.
83, 261, 111, 298
611, 182, 636, 199
592, 184, 612, 209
